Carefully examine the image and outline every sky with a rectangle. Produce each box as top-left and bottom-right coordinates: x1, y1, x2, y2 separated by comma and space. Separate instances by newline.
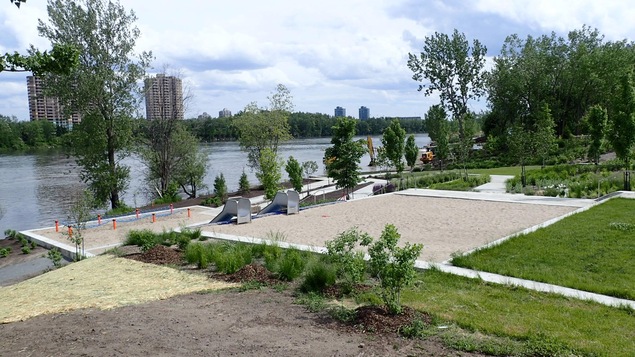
2, 0, 635, 121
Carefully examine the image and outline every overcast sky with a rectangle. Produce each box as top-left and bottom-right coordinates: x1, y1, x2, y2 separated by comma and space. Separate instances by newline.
2, 0, 635, 121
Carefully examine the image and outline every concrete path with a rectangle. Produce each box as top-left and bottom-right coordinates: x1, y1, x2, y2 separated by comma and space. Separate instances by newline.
474, 175, 514, 193
0, 256, 70, 286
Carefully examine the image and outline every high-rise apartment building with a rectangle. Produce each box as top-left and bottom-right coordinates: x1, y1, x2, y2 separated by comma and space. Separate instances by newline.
359, 106, 370, 120
144, 74, 184, 120
26, 76, 81, 129
219, 108, 232, 118
334, 106, 346, 117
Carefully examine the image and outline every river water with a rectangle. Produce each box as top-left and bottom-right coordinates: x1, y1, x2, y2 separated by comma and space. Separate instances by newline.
0, 134, 430, 231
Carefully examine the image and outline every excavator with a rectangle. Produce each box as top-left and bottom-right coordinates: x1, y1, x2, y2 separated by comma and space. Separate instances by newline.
419, 146, 436, 165
367, 136, 376, 166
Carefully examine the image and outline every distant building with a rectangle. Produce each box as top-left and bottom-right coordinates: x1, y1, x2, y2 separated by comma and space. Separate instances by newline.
334, 106, 346, 117
218, 108, 232, 118
144, 74, 183, 120
359, 106, 370, 120
26, 76, 81, 129
197, 112, 212, 120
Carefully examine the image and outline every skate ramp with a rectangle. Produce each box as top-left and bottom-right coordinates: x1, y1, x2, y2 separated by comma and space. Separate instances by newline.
259, 190, 300, 215
210, 198, 252, 224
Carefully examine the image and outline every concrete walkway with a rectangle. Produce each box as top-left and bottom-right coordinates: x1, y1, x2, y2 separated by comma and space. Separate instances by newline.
474, 174, 514, 193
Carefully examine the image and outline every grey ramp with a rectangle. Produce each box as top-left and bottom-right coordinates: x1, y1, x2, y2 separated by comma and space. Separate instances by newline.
259, 190, 300, 215
210, 198, 252, 224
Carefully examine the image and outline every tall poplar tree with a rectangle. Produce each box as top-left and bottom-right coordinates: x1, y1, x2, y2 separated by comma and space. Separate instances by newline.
38, 0, 152, 209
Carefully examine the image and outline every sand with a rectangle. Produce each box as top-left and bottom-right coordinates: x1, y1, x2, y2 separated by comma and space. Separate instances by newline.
202, 194, 577, 263
29, 194, 578, 263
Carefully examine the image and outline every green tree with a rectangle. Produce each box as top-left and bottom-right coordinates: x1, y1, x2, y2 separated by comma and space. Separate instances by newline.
507, 123, 532, 187
584, 105, 608, 165
256, 148, 283, 200
423, 105, 447, 143
381, 119, 406, 175
408, 29, 487, 154
285, 156, 303, 193
1, 43, 79, 76
301, 160, 318, 191
63, 189, 96, 260
174, 148, 208, 199
404, 134, 418, 170
234, 84, 293, 171
607, 73, 635, 190
324, 117, 366, 198
38, 0, 152, 209
238, 170, 250, 194
213, 173, 227, 203
533, 103, 557, 168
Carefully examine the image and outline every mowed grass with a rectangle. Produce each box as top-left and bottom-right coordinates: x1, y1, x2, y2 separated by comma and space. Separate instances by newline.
403, 269, 635, 357
468, 165, 542, 176
451, 197, 635, 300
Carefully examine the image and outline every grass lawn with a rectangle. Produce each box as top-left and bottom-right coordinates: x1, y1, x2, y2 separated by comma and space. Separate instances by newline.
451, 197, 635, 300
467, 165, 542, 176
403, 269, 635, 356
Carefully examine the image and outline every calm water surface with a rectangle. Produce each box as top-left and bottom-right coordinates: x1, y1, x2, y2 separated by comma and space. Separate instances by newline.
0, 134, 430, 231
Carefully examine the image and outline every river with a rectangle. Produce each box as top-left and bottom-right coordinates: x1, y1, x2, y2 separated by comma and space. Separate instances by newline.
0, 134, 430, 232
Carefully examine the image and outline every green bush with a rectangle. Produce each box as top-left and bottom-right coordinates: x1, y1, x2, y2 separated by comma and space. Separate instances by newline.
300, 260, 337, 293
325, 228, 372, 291
104, 203, 134, 217
185, 242, 216, 269
21, 246, 31, 254
214, 173, 228, 203
0, 247, 11, 257
368, 224, 423, 314
213, 243, 252, 274
47, 248, 63, 268
239, 171, 250, 194
124, 229, 160, 252
273, 248, 307, 281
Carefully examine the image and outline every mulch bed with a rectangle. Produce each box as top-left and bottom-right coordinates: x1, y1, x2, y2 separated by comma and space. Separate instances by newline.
351, 305, 430, 335
125, 245, 184, 265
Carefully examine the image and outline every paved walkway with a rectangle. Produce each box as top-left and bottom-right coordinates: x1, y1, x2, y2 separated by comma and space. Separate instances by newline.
473, 174, 514, 193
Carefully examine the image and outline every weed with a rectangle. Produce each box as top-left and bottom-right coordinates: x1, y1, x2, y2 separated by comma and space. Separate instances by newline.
274, 248, 307, 281
296, 292, 326, 312
103, 246, 125, 257
239, 280, 266, 291
185, 242, 214, 269
213, 243, 252, 274
327, 305, 356, 323
399, 319, 431, 339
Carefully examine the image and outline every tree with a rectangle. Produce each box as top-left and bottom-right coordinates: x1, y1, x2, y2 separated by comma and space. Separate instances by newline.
301, 160, 318, 191
38, 0, 152, 209
584, 105, 608, 165
10, 0, 26, 8
381, 119, 406, 175
1, 44, 79, 76
408, 29, 487, 150
607, 73, 635, 190
404, 134, 418, 170
234, 84, 293, 171
63, 189, 96, 260
324, 117, 366, 198
507, 123, 532, 187
213, 173, 227, 203
174, 149, 208, 199
256, 148, 283, 200
533, 103, 556, 168
285, 156, 303, 193
423, 105, 447, 143
238, 170, 250, 194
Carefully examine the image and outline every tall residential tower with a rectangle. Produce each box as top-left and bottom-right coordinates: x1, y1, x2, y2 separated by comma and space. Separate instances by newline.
359, 106, 370, 120
144, 74, 184, 120
26, 76, 81, 129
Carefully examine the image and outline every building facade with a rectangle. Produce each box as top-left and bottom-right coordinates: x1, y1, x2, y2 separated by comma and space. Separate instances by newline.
334, 106, 346, 117
26, 76, 81, 129
218, 108, 232, 118
144, 74, 184, 120
359, 106, 370, 120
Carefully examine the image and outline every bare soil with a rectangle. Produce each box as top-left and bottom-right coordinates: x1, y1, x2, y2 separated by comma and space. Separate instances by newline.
0, 237, 48, 268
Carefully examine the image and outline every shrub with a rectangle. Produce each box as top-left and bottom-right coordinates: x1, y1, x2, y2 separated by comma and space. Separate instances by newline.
325, 228, 372, 291
21, 246, 31, 254
285, 156, 304, 193
239, 171, 250, 194
213, 243, 252, 274
300, 260, 337, 293
214, 173, 228, 203
368, 224, 423, 314
124, 229, 159, 252
201, 196, 222, 207
47, 248, 63, 268
0, 247, 11, 257
274, 248, 307, 281
185, 242, 214, 269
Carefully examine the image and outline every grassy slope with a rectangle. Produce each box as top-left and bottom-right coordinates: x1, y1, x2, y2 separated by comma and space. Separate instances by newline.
404, 270, 635, 356
451, 198, 635, 300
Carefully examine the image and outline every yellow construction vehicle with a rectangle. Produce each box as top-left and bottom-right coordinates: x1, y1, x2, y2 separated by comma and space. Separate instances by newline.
367, 136, 376, 166
419, 147, 435, 165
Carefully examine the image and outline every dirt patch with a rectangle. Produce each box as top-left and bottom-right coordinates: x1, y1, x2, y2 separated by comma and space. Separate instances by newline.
0, 287, 486, 356
126, 245, 184, 265
0, 237, 48, 269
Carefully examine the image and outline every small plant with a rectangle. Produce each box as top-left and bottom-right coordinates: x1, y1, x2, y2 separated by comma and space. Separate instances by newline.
30, 241, 37, 249
21, 246, 31, 254
295, 292, 326, 312
4, 229, 18, 239
368, 224, 423, 314
175, 234, 191, 250
326, 228, 372, 292
125, 229, 159, 252
398, 319, 430, 339
327, 305, 357, 323
47, 248, 63, 268
185, 242, 212, 269
273, 248, 307, 281
300, 260, 337, 293
239, 170, 250, 194
201, 196, 222, 207
0, 247, 11, 257
213, 243, 252, 274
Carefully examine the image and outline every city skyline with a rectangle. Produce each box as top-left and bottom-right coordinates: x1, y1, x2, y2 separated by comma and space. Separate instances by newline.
3, 1, 635, 121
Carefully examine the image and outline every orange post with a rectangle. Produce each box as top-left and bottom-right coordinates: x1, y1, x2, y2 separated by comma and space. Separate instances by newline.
152, 213, 156, 223
170, 204, 173, 214
98, 214, 101, 225
136, 208, 139, 219
187, 208, 191, 218
113, 219, 117, 230
55, 220, 59, 232
68, 226, 73, 237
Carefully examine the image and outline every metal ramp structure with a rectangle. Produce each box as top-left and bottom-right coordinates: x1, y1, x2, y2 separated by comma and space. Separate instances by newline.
210, 197, 252, 224
258, 190, 300, 216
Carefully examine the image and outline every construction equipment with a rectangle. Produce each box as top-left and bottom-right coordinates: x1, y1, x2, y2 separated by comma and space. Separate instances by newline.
367, 136, 376, 166
419, 147, 435, 165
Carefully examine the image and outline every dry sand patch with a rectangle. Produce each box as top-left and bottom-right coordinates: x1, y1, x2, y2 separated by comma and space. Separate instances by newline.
204, 194, 576, 262
0, 255, 235, 323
